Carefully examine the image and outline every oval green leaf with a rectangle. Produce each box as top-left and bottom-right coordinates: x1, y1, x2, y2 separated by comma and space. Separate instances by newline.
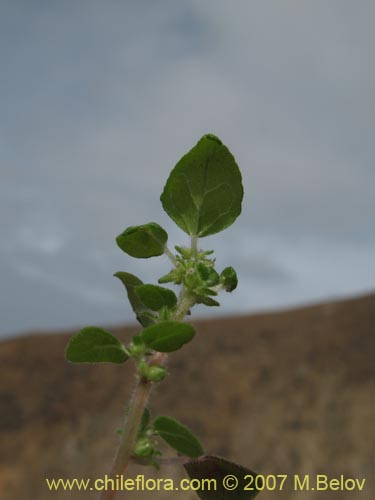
65, 326, 128, 364
114, 272, 156, 327
184, 455, 262, 500
116, 222, 168, 258
135, 284, 177, 311
160, 134, 243, 237
153, 416, 203, 458
220, 267, 238, 292
141, 321, 195, 352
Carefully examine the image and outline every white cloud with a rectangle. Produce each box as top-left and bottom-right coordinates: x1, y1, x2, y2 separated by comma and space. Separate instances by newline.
1, 0, 374, 337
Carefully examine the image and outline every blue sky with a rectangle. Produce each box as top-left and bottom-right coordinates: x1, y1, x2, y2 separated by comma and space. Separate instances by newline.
1, 1, 374, 337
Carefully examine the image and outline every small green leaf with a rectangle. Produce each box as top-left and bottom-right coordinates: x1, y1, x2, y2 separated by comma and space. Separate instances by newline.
135, 284, 177, 311
114, 272, 156, 327
220, 267, 238, 292
65, 327, 128, 364
196, 296, 220, 307
175, 245, 192, 259
160, 134, 243, 237
141, 321, 195, 352
197, 263, 220, 286
116, 222, 168, 258
153, 416, 203, 458
158, 269, 180, 284
200, 287, 218, 297
184, 456, 262, 500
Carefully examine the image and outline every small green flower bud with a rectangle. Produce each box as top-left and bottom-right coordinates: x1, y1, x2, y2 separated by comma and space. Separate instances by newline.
128, 336, 146, 357
138, 361, 150, 378
184, 267, 201, 289
134, 437, 154, 457
147, 366, 168, 382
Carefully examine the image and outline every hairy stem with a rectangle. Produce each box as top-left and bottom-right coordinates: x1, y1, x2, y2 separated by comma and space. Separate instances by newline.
174, 288, 195, 322
164, 246, 177, 265
191, 235, 198, 256
99, 290, 194, 500
100, 375, 152, 500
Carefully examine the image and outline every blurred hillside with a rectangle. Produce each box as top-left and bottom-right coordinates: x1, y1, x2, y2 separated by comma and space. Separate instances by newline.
0, 293, 374, 499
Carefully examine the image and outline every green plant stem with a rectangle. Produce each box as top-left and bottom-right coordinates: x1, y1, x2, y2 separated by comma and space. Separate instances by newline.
174, 287, 195, 322
99, 290, 194, 500
164, 246, 177, 265
191, 235, 198, 256
99, 375, 152, 500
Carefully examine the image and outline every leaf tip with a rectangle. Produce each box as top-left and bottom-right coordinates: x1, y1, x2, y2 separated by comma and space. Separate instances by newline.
202, 133, 222, 145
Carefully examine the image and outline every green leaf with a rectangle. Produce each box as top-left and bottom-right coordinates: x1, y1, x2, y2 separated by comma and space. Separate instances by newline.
153, 416, 203, 458
220, 267, 238, 292
175, 245, 192, 259
135, 284, 177, 311
184, 456, 262, 500
160, 134, 243, 237
196, 296, 220, 307
116, 222, 168, 258
65, 327, 128, 364
200, 287, 218, 297
158, 269, 180, 284
114, 272, 156, 327
141, 321, 195, 352
132, 334, 144, 346
197, 263, 220, 286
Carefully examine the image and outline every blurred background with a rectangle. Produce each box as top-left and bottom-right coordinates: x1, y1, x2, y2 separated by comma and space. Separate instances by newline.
1, 1, 374, 337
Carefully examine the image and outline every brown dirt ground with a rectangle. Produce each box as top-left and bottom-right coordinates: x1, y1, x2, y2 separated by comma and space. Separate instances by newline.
0, 293, 374, 499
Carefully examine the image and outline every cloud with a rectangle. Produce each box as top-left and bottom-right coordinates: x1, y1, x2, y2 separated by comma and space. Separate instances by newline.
1, 0, 374, 337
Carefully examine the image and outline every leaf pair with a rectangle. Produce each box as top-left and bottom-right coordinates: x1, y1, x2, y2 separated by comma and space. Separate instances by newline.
65, 327, 127, 364
115, 273, 177, 324
65, 319, 195, 364
114, 273, 195, 353
116, 134, 244, 262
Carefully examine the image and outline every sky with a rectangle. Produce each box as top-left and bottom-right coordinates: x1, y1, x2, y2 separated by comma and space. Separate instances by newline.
1, 1, 374, 338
